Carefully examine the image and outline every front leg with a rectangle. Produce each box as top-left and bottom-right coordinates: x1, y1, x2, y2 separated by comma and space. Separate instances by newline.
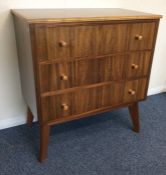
128, 102, 140, 133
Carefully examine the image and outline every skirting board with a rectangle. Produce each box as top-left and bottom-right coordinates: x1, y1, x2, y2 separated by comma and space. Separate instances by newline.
0, 115, 37, 130
0, 115, 27, 130
0, 86, 165, 130
147, 85, 166, 96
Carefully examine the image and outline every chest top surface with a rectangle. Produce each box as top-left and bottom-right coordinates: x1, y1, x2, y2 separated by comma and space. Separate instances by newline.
11, 8, 162, 24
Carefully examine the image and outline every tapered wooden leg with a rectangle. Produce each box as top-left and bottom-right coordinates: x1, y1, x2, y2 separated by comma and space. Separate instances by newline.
27, 107, 34, 126
39, 125, 50, 162
128, 102, 140, 133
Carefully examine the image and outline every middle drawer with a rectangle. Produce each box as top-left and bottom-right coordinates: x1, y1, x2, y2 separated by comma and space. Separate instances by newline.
39, 52, 151, 93
39, 55, 125, 93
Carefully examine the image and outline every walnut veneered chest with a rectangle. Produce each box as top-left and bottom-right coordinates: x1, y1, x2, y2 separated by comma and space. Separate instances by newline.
12, 8, 162, 162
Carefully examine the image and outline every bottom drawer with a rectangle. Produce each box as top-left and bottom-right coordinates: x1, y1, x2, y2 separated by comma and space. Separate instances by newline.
123, 78, 147, 103
41, 78, 147, 122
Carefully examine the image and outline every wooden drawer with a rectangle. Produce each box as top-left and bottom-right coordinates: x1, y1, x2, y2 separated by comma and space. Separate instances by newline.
41, 82, 124, 122
41, 78, 147, 122
34, 24, 128, 61
39, 55, 125, 93
128, 22, 156, 51
123, 78, 147, 103
33, 22, 156, 62
126, 51, 152, 79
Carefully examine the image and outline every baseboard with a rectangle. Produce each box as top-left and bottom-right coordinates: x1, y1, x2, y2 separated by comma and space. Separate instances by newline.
0, 86, 165, 130
0, 114, 37, 130
0, 115, 26, 130
147, 86, 166, 96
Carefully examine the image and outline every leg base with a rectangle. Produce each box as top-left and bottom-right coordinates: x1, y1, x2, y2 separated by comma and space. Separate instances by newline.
27, 107, 34, 126
39, 125, 50, 162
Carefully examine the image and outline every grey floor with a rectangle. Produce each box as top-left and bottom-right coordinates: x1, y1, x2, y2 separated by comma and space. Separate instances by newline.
0, 93, 166, 175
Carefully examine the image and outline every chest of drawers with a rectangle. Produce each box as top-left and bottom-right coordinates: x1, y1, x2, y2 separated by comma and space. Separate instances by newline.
12, 8, 161, 162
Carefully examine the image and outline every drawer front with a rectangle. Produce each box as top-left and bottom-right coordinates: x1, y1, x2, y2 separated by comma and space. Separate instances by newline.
34, 24, 128, 61
126, 51, 152, 79
39, 55, 125, 93
128, 22, 156, 51
41, 78, 147, 122
34, 26, 71, 61
123, 78, 147, 103
73, 24, 128, 57
41, 82, 124, 122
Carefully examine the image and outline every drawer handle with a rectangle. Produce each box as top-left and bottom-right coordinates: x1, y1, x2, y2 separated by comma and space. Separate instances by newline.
60, 74, 68, 81
131, 64, 139, 69
135, 34, 143, 41
128, 89, 136, 95
59, 41, 67, 47
61, 104, 69, 111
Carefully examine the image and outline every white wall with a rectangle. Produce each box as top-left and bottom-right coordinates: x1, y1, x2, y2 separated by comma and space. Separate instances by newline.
118, 0, 166, 93
0, 0, 165, 130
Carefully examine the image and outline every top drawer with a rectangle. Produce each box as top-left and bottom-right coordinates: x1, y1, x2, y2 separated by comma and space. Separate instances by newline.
128, 22, 156, 51
32, 22, 156, 61
33, 23, 128, 61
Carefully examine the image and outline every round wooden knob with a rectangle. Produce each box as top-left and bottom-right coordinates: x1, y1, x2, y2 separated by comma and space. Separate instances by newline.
61, 104, 69, 111
59, 41, 67, 47
135, 35, 143, 40
128, 89, 136, 95
60, 74, 68, 80
131, 64, 139, 69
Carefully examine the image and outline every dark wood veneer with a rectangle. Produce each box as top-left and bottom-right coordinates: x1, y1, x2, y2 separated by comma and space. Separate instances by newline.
12, 8, 161, 162
126, 51, 152, 79
39, 55, 126, 93
33, 22, 155, 61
